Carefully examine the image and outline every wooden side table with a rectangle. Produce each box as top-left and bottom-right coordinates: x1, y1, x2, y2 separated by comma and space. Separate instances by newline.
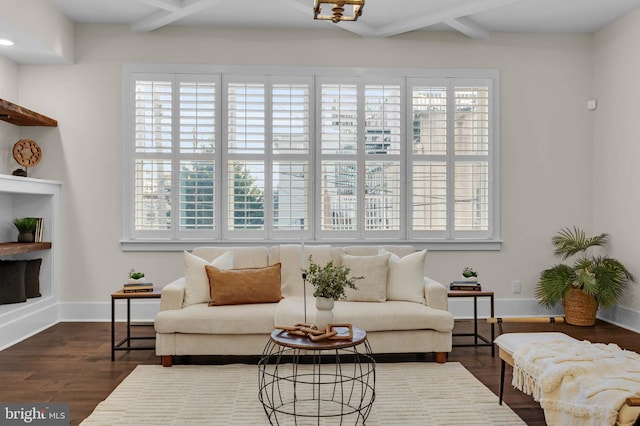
111, 287, 162, 361
448, 289, 495, 356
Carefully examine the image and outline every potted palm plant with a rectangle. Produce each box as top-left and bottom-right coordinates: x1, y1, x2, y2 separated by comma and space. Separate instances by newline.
302, 257, 362, 327
535, 227, 635, 326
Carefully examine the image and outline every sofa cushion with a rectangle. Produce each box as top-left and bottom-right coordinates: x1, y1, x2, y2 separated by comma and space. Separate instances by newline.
342, 253, 390, 302
206, 263, 282, 306
273, 297, 309, 325
381, 249, 427, 304
334, 300, 454, 333
183, 251, 234, 307
274, 298, 453, 333
279, 245, 333, 298
155, 302, 277, 334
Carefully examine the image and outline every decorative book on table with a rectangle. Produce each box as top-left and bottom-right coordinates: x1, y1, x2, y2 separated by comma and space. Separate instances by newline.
123, 283, 154, 292
450, 281, 482, 291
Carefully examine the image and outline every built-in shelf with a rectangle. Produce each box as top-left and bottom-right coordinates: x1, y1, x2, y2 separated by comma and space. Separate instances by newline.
0, 98, 57, 127
0, 175, 61, 350
0, 242, 52, 256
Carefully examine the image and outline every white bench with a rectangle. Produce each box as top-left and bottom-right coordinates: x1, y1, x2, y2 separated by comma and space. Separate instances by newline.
494, 332, 640, 426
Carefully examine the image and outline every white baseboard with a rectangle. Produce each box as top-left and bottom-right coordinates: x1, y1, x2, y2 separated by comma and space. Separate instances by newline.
0, 301, 59, 351
597, 304, 640, 333
448, 297, 564, 319
58, 300, 161, 322
449, 297, 640, 334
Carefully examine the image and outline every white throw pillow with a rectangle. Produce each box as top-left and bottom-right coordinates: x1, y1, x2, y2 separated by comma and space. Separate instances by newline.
342, 253, 390, 302
280, 245, 332, 298
380, 249, 427, 304
183, 250, 233, 307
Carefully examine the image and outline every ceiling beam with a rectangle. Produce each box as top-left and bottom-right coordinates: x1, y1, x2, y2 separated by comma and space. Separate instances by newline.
444, 17, 489, 39
136, 0, 182, 13
132, 0, 222, 32
364, 0, 523, 37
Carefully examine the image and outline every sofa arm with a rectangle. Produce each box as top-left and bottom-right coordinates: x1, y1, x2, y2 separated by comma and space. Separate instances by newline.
159, 278, 185, 311
424, 277, 448, 311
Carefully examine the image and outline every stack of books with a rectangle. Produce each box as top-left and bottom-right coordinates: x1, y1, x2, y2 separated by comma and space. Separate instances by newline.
450, 281, 482, 291
29, 217, 44, 242
123, 282, 154, 293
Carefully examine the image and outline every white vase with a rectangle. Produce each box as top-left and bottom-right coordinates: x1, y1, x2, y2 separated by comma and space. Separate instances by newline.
128, 277, 144, 284
315, 297, 335, 329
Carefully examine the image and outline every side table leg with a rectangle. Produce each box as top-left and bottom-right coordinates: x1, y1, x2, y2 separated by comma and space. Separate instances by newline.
126, 298, 131, 348
111, 297, 115, 361
473, 296, 478, 344
499, 359, 505, 405
490, 294, 495, 357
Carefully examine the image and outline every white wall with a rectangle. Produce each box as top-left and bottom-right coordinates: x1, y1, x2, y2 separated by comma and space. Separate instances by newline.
593, 9, 640, 330
0, 54, 19, 174
11, 24, 607, 321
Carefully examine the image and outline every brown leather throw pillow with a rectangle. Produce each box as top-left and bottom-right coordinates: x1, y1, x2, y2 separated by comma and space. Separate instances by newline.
205, 263, 282, 306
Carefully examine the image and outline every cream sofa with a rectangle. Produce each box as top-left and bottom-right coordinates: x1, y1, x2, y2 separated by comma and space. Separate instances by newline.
155, 245, 454, 366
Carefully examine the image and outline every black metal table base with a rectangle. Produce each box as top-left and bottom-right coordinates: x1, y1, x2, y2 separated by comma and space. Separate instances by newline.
111, 296, 156, 361
451, 291, 495, 357
258, 339, 376, 425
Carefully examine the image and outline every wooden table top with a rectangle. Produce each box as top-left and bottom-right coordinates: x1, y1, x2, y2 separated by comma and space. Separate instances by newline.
111, 287, 162, 299
448, 289, 494, 297
271, 326, 366, 350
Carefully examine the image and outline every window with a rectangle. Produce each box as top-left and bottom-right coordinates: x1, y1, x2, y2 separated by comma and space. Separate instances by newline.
318, 80, 403, 238
409, 80, 493, 241
123, 65, 499, 250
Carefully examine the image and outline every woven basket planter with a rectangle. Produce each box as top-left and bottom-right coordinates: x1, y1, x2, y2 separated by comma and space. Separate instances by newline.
562, 287, 598, 326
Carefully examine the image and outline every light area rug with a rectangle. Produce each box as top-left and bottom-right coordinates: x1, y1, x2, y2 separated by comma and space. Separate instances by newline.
81, 362, 525, 426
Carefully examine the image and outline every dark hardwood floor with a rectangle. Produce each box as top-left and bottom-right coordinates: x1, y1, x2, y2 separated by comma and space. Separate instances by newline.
0, 319, 638, 425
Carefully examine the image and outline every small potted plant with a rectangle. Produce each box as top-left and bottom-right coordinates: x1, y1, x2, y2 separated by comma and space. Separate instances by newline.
302, 256, 362, 327
13, 217, 38, 243
462, 267, 478, 282
128, 269, 145, 284
303, 257, 361, 301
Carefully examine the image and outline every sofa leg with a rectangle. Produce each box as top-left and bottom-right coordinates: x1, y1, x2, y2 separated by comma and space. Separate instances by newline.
161, 355, 173, 367
435, 352, 446, 363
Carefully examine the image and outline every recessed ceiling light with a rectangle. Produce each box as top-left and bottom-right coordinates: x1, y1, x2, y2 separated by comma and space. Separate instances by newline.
0, 39, 15, 46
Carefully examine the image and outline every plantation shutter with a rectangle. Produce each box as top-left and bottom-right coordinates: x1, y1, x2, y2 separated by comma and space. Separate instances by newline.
271, 80, 312, 235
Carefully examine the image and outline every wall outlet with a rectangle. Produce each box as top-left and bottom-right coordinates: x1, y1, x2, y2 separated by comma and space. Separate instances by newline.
512, 280, 521, 294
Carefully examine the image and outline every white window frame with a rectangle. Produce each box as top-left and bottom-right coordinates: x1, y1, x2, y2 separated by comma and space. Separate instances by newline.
122, 64, 500, 251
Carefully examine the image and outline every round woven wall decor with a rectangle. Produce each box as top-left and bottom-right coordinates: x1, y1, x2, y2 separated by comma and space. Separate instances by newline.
12, 139, 42, 168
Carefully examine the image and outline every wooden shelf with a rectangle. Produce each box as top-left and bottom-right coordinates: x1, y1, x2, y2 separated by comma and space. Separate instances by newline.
0, 242, 52, 256
0, 99, 57, 127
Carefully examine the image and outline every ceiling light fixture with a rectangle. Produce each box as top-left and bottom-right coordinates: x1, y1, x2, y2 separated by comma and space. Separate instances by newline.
0, 39, 14, 46
314, 0, 364, 23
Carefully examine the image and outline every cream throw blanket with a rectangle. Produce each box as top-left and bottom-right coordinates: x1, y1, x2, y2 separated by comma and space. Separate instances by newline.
512, 339, 640, 426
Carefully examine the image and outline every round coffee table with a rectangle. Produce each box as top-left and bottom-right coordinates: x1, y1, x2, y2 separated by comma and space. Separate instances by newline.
258, 325, 375, 425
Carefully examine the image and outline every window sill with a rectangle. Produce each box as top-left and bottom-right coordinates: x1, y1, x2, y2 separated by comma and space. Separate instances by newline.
120, 238, 502, 252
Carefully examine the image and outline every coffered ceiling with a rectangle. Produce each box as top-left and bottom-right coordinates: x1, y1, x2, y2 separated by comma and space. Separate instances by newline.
1, 0, 639, 64
50, 0, 640, 35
